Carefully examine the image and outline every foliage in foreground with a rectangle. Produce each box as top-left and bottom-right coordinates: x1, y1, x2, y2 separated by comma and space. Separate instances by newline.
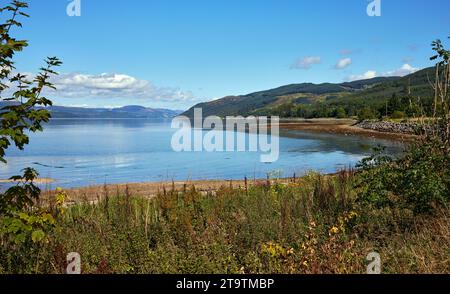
0, 150, 449, 274
0, 0, 61, 249
357, 140, 449, 214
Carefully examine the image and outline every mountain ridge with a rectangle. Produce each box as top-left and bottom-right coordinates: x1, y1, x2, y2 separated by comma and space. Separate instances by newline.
0, 103, 183, 119
183, 67, 435, 118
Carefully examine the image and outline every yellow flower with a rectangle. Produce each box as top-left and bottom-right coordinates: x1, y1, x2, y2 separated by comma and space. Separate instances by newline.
349, 211, 358, 218
329, 226, 339, 235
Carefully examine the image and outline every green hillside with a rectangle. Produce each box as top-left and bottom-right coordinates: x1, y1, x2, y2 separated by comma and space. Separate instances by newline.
184, 67, 435, 119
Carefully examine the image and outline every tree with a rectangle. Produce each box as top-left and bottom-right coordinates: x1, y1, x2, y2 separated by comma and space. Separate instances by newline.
387, 93, 402, 115
358, 107, 377, 121
0, 1, 61, 243
334, 106, 347, 119
430, 37, 450, 144
356, 38, 450, 215
274, 103, 294, 117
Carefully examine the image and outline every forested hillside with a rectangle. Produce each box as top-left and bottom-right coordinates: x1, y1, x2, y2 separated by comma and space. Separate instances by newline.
184, 67, 435, 119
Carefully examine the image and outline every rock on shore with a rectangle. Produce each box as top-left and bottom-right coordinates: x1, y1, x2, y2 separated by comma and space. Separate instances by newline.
355, 120, 431, 135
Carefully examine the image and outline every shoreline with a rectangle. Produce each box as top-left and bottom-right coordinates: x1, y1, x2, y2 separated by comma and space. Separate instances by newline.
43, 178, 299, 204
0, 178, 55, 184
279, 118, 417, 142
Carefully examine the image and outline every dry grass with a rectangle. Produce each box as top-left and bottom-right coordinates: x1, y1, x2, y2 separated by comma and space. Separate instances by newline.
1, 171, 447, 274
42, 178, 300, 204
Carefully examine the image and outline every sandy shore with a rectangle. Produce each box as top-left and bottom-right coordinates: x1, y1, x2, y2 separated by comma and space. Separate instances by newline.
279, 118, 417, 142
0, 178, 55, 184
43, 178, 297, 204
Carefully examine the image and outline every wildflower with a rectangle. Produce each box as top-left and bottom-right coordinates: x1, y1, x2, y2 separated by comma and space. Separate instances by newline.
348, 211, 358, 219
329, 226, 339, 235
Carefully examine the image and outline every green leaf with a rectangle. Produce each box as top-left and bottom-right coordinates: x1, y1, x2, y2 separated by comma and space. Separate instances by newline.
31, 229, 45, 243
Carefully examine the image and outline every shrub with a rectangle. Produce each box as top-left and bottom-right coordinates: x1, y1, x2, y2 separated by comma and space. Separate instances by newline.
391, 111, 406, 119
356, 139, 450, 214
0, 1, 61, 274
334, 107, 347, 119
357, 107, 377, 121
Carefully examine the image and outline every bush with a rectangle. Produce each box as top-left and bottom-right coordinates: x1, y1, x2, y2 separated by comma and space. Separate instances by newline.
391, 111, 406, 119
356, 138, 450, 214
334, 107, 347, 119
358, 107, 377, 121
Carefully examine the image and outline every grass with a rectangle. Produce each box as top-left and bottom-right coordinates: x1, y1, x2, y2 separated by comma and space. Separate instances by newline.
1, 171, 448, 274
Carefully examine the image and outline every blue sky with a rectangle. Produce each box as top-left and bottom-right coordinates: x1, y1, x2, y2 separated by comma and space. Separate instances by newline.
9, 0, 450, 109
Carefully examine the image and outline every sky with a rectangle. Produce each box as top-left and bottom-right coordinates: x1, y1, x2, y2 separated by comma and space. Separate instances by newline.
6, 0, 450, 110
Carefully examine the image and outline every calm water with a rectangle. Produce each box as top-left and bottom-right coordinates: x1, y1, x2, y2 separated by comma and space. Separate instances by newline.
0, 119, 404, 188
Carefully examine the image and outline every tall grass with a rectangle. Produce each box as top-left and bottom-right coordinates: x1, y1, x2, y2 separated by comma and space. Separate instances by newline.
1, 170, 448, 274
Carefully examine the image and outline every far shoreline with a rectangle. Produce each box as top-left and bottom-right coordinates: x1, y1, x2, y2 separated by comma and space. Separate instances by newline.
49, 116, 418, 142
279, 118, 417, 142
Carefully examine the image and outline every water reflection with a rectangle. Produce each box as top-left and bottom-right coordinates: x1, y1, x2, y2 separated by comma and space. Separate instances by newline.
0, 119, 404, 188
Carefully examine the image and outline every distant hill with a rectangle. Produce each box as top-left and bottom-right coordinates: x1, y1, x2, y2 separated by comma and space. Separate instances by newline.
0, 103, 182, 119
183, 67, 435, 118
49, 105, 182, 119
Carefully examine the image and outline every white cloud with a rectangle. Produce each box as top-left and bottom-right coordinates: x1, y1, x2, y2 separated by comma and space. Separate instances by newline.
345, 70, 377, 82
334, 58, 352, 70
65, 104, 90, 108
57, 73, 147, 90
382, 64, 419, 77
345, 64, 420, 82
3, 72, 196, 103
290, 56, 321, 70
44, 72, 196, 102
